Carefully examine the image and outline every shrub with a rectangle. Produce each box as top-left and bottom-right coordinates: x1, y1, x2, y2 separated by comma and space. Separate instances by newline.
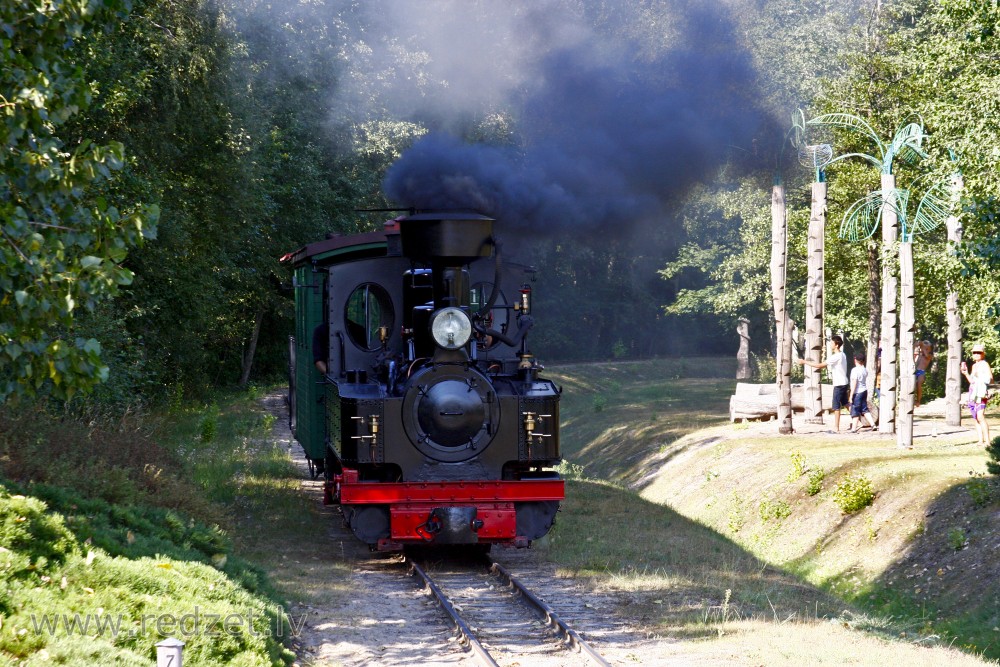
592, 394, 607, 412
199, 407, 219, 443
966, 473, 994, 507
751, 352, 776, 383
806, 468, 825, 496
947, 527, 967, 551
987, 435, 1000, 476
0, 490, 76, 577
759, 498, 792, 522
832, 473, 875, 513
787, 450, 807, 482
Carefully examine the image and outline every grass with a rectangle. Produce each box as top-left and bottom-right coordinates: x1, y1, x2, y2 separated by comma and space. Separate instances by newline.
0, 393, 297, 666
5, 359, 997, 665
541, 357, 1000, 665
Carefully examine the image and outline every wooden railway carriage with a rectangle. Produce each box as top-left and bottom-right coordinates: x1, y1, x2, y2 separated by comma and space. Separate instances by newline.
283, 212, 563, 550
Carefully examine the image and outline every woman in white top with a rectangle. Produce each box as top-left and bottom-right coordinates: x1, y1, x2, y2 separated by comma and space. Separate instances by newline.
961, 343, 993, 447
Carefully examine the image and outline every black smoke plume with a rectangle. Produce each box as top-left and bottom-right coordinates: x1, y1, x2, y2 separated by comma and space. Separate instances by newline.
382, 2, 776, 233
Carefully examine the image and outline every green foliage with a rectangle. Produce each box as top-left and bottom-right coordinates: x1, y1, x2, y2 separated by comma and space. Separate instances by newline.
0, 483, 292, 666
806, 468, 825, 496
200, 406, 220, 443
947, 527, 967, 551
987, 435, 1000, 476
557, 460, 587, 481
965, 473, 994, 507
832, 473, 875, 514
751, 352, 776, 383
0, 490, 77, 580
0, 0, 158, 403
787, 450, 807, 482
758, 497, 792, 522
592, 394, 607, 412
0, 389, 298, 665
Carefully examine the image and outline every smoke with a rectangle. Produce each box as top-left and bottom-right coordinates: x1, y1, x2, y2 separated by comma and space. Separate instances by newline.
371, 1, 777, 233
238, 0, 777, 233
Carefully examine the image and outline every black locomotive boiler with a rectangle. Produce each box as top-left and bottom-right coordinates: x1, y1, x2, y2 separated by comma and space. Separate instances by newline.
283, 211, 563, 550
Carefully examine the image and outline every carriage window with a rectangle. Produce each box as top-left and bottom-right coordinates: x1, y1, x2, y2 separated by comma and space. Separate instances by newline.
345, 283, 394, 351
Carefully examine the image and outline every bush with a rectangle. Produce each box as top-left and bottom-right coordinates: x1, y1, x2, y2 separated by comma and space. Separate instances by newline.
832, 473, 875, 513
966, 473, 994, 507
751, 352, 776, 383
0, 403, 216, 521
987, 435, 1000, 476
787, 450, 807, 482
199, 406, 219, 443
759, 498, 792, 522
806, 468, 825, 496
947, 527, 967, 551
0, 490, 77, 579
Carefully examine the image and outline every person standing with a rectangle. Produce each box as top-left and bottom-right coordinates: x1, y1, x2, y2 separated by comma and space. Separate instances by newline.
914, 340, 933, 407
798, 334, 850, 432
848, 353, 875, 433
961, 343, 993, 447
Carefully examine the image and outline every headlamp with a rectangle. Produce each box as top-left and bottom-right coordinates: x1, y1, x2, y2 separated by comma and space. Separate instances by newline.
430, 307, 472, 350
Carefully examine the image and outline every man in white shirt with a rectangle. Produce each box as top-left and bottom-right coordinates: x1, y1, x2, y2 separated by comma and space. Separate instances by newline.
798, 334, 850, 432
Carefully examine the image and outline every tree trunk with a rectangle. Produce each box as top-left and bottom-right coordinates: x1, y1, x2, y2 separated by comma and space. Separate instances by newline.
771, 183, 793, 433
736, 317, 752, 380
866, 242, 881, 386
239, 307, 266, 387
804, 180, 826, 423
879, 173, 898, 434
945, 176, 964, 426
898, 241, 915, 448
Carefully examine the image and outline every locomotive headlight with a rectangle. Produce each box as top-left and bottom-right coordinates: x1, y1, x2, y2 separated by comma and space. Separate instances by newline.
430, 307, 472, 350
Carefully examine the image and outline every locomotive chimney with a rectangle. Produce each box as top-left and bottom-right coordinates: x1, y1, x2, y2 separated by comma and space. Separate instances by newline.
398, 211, 494, 309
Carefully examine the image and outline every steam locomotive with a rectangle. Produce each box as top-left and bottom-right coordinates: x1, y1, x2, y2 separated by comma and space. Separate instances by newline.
283, 211, 563, 551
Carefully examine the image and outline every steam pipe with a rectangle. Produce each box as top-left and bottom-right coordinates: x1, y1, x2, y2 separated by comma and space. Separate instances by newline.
474, 315, 534, 348
474, 236, 503, 322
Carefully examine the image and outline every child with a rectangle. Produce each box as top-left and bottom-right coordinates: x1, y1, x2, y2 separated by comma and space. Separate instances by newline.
849, 353, 875, 433
914, 340, 933, 407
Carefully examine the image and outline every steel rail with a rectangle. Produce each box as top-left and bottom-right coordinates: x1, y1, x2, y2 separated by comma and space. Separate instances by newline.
489, 561, 612, 667
408, 559, 499, 667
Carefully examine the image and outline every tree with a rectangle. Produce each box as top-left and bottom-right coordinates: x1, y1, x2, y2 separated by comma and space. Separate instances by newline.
0, 0, 158, 402
903, 1, 1000, 350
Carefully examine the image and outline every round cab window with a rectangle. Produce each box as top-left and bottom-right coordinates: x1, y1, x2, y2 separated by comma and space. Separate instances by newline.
345, 283, 393, 351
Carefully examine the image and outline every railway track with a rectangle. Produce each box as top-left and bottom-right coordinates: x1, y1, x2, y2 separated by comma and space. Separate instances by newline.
408, 555, 612, 667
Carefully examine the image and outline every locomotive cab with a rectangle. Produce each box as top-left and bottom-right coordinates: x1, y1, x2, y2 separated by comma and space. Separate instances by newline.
284, 211, 563, 550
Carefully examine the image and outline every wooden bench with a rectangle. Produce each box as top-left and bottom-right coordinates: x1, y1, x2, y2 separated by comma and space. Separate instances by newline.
729, 382, 835, 422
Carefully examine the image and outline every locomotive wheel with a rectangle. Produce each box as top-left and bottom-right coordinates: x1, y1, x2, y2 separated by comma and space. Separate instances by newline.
345, 505, 391, 544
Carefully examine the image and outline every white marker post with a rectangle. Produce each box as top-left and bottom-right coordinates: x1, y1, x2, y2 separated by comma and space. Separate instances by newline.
155, 637, 184, 667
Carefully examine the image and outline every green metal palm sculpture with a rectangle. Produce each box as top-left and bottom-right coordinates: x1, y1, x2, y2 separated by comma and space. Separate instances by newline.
792, 109, 835, 180
791, 109, 834, 422
813, 115, 928, 241
841, 172, 957, 241
798, 111, 934, 442
807, 113, 927, 174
